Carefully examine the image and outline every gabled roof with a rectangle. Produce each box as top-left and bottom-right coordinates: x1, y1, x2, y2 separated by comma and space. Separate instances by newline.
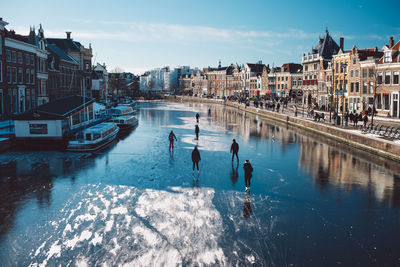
378, 39, 400, 64
311, 29, 339, 60
47, 43, 78, 64
280, 63, 302, 73
46, 38, 81, 53
246, 63, 266, 73
14, 95, 95, 120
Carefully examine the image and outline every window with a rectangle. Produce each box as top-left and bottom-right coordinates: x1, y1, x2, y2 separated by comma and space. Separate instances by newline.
384, 51, 392, 63
11, 51, 16, 63
12, 67, 17, 84
286, 77, 288, 81
362, 69, 367, 78
350, 82, 354, 93
314, 64, 317, 70
394, 71, 399, 84
353, 57, 356, 65
350, 70, 354, 77
7, 66, 11, 83
355, 69, 359, 77
17, 52, 22, 64
355, 82, 359, 92
72, 113, 80, 125
18, 68, 23, 84
336, 62, 339, 72
377, 72, 383, 84
369, 82, 374, 94
369, 68, 374, 78
30, 55, 34, 66
31, 69, 35, 84
377, 94, 382, 109
6, 50, 11, 62
304, 66, 308, 72
384, 94, 390, 110
385, 71, 390, 84
25, 89, 31, 111
26, 69, 30, 84
0, 61, 2, 82
26, 54, 30, 65
292, 79, 296, 87
363, 82, 367, 94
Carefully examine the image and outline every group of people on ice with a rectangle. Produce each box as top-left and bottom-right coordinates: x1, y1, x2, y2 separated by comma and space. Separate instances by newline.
168, 112, 254, 192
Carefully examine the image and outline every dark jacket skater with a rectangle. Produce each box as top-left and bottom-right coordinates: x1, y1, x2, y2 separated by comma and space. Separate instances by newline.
168, 130, 177, 150
196, 113, 200, 123
230, 139, 239, 162
195, 125, 200, 139
243, 160, 253, 190
192, 146, 201, 171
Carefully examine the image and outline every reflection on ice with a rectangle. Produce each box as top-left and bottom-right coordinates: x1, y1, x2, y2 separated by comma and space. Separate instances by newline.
29, 184, 226, 266
180, 134, 228, 152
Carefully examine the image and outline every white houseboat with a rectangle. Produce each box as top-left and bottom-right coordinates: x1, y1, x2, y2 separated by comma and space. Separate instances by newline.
13, 95, 105, 147
66, 122, 119, 152
110, 115, 138, 132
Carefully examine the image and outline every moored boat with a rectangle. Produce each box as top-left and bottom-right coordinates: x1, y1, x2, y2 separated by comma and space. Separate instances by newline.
109, 105, 136, 116
119, 97, 136, 108
110, 115, 138, 132
66, 122, 119, 152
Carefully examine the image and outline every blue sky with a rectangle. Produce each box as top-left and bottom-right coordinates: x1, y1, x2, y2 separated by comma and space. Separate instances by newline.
2, 0, 399, 74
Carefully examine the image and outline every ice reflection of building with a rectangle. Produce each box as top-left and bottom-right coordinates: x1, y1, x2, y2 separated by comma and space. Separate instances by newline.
209, 105, 299, 148
299, 136, 400, 206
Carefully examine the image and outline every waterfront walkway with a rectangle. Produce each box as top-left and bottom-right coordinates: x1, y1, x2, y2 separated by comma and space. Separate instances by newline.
173, 96, 400, 161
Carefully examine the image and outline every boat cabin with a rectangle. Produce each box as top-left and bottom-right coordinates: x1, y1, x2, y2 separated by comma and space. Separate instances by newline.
13, 95, 98, 140
109, 105, 135, 116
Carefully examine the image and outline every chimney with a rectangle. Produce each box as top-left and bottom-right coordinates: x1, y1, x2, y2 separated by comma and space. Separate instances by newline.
340, 37, 344, 50
66, 31, 71, 39
389, 36, 394, 48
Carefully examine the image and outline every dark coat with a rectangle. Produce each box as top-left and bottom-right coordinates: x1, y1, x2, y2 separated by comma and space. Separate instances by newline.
243, 162, 253, 179
230, 142, 239, 153
192, 148, 201, 162
169, 132, 177, 141
195, 125, 200, 134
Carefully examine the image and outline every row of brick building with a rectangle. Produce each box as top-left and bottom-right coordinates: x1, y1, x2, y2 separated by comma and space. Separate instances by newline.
179, 29, 400, 118
0, 18, 93, 120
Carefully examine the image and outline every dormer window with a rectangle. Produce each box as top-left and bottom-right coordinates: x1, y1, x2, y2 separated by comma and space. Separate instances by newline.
384, 51, 392, 63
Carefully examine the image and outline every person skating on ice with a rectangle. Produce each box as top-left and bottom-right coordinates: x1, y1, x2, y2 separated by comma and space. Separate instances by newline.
192, 145, 201, 173
230, 139, 239, 162
243, 159, 253, 192
168, 130, 177, 151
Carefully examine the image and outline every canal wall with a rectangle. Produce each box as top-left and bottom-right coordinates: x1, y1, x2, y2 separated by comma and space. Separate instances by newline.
166, 96, 400, 163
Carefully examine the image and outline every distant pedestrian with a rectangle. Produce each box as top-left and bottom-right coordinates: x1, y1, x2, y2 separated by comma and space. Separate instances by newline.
230, 139, 239, 162
195, 124, 200, 140
168, 130, 177, 151
294, 106, 298, 117
363, 114, 368, 128
196, 113, 200, 123
243, 160, 253, 192
192, 145, 201, 173
276, 103, 280, 112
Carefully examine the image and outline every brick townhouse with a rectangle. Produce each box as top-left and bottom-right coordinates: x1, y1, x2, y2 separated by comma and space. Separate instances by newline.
0, 18, 48, 119
376, 37, 400, 118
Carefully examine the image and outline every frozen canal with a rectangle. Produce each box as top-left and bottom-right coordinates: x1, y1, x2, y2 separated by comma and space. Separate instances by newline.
1, 101, 400, 266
